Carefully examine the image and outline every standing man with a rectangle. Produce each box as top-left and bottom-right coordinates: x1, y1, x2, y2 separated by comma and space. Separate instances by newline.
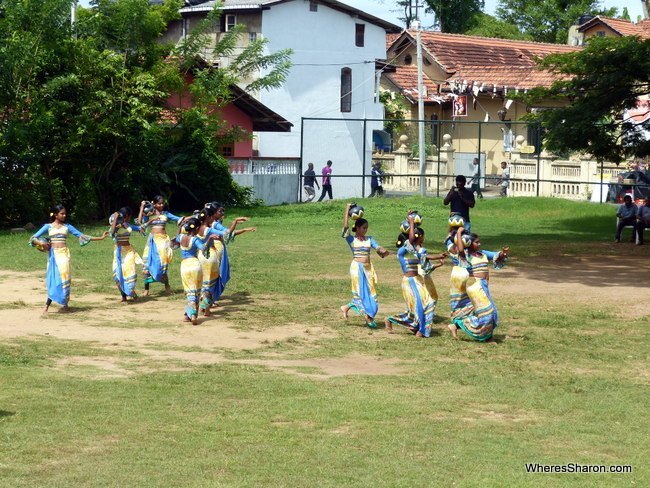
369, 161, 384, 197
443, 175, 476, 232
469, 157, 483, 199
497, 161, 510, 197
317, 160, 333, 202
302, 163, 319, 202
636, 196, 650, 245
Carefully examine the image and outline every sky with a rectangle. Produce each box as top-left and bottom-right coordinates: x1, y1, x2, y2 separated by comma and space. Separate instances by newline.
351, 0, 644, 29
77, 1, 645, 28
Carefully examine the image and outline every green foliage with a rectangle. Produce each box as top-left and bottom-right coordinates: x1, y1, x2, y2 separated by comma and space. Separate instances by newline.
464, 13, 532, 40
379, 89, 408, 136
522, 36, 650, 162
0, 0, 291, 225
425, 0, 484, 34
496, 0, 617, 44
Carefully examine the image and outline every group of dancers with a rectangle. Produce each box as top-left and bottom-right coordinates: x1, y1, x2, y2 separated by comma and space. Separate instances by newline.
339, 204, 509, 342
29, 197, 255, 324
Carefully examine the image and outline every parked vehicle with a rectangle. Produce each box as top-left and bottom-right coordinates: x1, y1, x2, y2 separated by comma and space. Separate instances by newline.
607, 170, 650, 203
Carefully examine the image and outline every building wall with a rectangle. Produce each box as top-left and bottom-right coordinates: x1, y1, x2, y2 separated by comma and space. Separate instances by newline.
582, 25, 620, 39
256, 0, 387, 198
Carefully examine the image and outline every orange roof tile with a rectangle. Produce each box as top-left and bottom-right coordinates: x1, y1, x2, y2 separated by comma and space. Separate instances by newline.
385, 65, 450, 103
386, 32, 403, 50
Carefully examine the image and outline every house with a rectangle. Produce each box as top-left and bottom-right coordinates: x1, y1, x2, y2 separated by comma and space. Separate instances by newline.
383, 31, 579, 174
569, 15, 650, 46
166, 76, 292, 158
162, 0, 401, 198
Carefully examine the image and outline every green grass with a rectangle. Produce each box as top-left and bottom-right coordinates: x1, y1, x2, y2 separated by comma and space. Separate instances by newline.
0, 197, 647, 486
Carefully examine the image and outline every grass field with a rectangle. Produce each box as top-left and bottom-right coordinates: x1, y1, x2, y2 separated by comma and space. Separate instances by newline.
0, 197, 647, 487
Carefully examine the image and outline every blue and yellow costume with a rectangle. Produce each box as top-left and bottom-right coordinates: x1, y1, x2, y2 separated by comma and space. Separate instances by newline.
386, 242, 435, 337
112, 223, 143, 297
140, 211, 181, 283
198, 220, 232, 308
343, 231, 382, 321
452, 250, 505, 342
178, 235, 208, 319
445, 234, 473, 322
30, 223, 88, 306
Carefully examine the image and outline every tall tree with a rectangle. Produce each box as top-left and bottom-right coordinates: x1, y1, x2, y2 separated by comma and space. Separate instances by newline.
464, 13, 532, 40
424, 0, 484, 34
522, 36, 650, 163
496, 0, 616, 44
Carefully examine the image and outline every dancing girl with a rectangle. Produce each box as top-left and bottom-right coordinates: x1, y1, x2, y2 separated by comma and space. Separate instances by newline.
448, 229, 509, 342
30, 204, 108, 313
109, 207, 144, 302
340, 203, 390, 329
138, 195, 181, 295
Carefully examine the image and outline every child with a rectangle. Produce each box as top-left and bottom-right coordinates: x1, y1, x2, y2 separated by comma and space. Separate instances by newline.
109, 207, 144, 302
385, 216, 444, 337
340, 203, 390, 329
30, 204, 108, 313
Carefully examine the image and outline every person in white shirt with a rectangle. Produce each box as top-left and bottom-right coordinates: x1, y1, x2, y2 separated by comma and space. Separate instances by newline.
469, 157, 483, 199
497, 161, 510, 197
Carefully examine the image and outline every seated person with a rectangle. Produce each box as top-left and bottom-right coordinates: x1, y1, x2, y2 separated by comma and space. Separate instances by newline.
615, 194, 637, 243
637, 196, 650, 245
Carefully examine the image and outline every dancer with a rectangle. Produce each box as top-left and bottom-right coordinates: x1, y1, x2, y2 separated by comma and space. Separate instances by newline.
203, 202, 256, 311
340, 203, 390, 329
195, 205, 221, 316
177, 217, 215, 325
385, 216, 443, 337
448, 230, 509, 342
137, 195, 181, 295
30, 204, 108, 313
444, 219, 474, 325
109, 207, 144, 302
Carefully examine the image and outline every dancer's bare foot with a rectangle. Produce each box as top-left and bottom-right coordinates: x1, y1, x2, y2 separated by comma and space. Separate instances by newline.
120, 298, 128, 304
447, 323, 458, 339
42, 306, 49, 314
60, 305, 70, 313
203, 308, 211, 317
415, 331, 424, 338
191, 315, 198, 326
143, 289, 149, 297
384, 318, 394, 334
340, 305, 350, 319
164, 285, 173, 296
183, 315, 191, 323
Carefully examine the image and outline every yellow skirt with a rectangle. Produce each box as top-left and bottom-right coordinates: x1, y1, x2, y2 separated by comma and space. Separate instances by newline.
348, 261, 378, 319
113, 244, 143, 297
181, 257, 202, 318
46, 247, 71, 305
142, 233, 173, 282
199, 240, 223, 308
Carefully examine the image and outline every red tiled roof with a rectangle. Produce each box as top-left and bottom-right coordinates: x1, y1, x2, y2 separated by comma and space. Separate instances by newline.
578, 16, 650, 38
445, 65, 571, 91
386, 32, 403, 50
385, 65, 450, 103
413, 30, 579, 73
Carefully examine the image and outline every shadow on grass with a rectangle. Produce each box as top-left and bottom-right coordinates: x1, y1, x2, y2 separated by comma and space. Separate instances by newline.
0, 410, 16, 417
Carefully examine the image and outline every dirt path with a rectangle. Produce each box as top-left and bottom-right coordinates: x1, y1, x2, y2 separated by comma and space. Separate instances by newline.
1, 251, 647, 378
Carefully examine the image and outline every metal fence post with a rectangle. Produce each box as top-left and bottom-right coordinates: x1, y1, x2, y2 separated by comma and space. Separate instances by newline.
299, 117, 304, 203
362, 118, 367, 198
536, 122, 541, 197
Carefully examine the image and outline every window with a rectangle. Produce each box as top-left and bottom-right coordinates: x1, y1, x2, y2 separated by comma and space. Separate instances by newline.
249, 32, 257, 42
596, 30, 606, 37
355, 23, 365, 47
341, 68, 352, 113
310, 1, 318, 12
404, 54, 412, 65
220, 145, 234, 157
225, 14, 236, 32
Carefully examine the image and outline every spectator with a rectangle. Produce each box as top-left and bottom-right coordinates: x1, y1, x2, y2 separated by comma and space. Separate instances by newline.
615, 194, 637, 243
369, 161, 385, 197
317, 160, 333, 202
636, 196, 650, 245
497, 161, 510, 197
469, 157, 483, 199
443, 175, 475, 232
302, 163, 319, 202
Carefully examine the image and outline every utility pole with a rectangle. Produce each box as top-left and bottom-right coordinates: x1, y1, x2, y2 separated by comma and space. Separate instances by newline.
415, 18, 426, 196
71, 0, 78, 27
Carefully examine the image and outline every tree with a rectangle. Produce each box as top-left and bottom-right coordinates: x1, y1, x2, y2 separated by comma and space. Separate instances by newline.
464, 13, 532, 40
496, 0, 617, 44
394, 0, 419, 29
0, 0, 292, 224
522, 36, 650, 163
424, 0, 484, 34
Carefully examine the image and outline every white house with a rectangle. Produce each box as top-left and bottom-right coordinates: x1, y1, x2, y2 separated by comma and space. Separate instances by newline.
162, 0, 401, 198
